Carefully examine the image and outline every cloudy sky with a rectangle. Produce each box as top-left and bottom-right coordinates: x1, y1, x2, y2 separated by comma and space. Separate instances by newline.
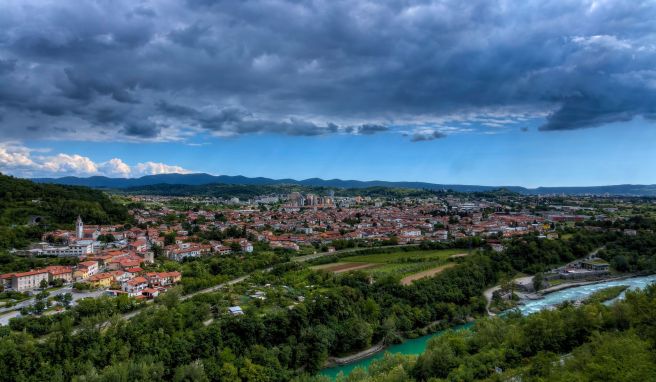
1, 0, 655, 186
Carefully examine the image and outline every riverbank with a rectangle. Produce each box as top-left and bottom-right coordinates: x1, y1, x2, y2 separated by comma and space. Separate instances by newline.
538, 273, 639, 295
323, 318, 468, 368
321, 322, 474, 379
325, 341, 386, 367
321, 274, 656, 379
516, 274, 656, 316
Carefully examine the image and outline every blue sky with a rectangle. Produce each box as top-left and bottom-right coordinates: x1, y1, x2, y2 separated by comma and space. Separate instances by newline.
1, 1, 656, 187
23, 117, 656, 187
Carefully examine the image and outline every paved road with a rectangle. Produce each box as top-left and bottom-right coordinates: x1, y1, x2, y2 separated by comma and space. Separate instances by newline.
0, 287, 105, 325
0, 287, 105, 314
0, 310, 20, 326
120, 274, 253, 321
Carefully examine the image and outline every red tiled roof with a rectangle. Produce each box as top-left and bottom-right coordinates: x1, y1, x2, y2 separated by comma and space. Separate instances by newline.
13, 269, 49, 277
127, 276, 148, 286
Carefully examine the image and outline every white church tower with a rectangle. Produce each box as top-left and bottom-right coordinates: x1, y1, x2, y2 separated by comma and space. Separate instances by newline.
76, 215, 84, 239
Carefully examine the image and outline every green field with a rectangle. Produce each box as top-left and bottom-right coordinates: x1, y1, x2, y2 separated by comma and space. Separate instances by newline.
340, 249, 466, 263
316, 249, 467, 279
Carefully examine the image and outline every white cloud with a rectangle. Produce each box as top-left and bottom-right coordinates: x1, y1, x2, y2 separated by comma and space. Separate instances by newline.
0, 143, 191, 178
0, 143, 36, 168
99, 158, 132, 177
133, 162, 192, 176
40, 154, 99, 175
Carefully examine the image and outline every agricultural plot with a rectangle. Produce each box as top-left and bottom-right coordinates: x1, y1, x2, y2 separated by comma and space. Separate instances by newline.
341, 249, 464, 264
399, 263, 456, 285
311, 249, 467, 282
311, 262, 381, 273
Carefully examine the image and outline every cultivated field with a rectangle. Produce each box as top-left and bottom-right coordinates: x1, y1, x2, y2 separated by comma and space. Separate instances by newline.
312, 262, 381, 273
399, 263, 457, 285
341, 249, 464, 263
312, 249, 466, 281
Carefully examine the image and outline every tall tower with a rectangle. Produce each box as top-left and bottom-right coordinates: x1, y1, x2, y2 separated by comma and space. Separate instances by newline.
76, 215, 84, 239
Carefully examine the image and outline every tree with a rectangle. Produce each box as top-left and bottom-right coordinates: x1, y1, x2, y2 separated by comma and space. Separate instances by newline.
151, 244, 164, 258
164, 232, 177, 246
218, 363, 241, 382
533, 272, 544, 291
60, 292, 73, 308
98, 234, 116, 243
159, 287, 181, 309
239, 359, 269, 382
33, 299, 46, 314
39, 278, 49, 289
612, 255, 629, 272
174, 361, 209, 382
230, 242, 242, 253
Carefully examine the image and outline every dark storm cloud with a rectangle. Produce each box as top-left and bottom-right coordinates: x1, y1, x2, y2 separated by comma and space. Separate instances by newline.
121, 120, 161, 138
0, 0, 655, 142
358, 124, 389, 135
156, 100, 200, 118
158, 101, 372, 136
411, 131, 447, 142
0, 59, 17, 74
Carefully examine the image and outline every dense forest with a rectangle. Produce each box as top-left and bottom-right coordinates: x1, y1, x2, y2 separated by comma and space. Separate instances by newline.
308, 284, 656, 382
0, 174, 129, 249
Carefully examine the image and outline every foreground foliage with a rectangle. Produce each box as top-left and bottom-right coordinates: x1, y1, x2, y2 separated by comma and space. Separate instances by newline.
309, 285, 656, 382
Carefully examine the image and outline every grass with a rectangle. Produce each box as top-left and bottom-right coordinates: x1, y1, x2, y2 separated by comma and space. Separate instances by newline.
585, 285, 629, 304
340, 249, 465, 263
312, 249, 467, 280
400, 263, 457, 285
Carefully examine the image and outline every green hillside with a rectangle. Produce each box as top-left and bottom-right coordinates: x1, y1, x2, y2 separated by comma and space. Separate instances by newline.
119, 182, 440, 199
0, 173, 129, 249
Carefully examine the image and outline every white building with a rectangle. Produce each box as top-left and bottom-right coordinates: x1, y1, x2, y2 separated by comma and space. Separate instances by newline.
11, 269, 50, 292
42, 242, 94, 257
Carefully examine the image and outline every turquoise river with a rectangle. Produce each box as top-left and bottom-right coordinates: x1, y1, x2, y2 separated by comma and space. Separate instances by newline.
320, 274, 656, 379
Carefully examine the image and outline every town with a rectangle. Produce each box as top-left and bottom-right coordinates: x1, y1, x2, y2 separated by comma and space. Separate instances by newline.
2, 175, 656, 381
3, 189, 642, 298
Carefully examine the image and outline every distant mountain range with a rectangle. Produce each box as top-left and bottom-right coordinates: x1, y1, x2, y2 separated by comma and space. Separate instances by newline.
31, 173, 656, 196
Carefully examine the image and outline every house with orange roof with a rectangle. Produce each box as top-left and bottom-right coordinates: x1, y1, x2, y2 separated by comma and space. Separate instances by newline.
129, 239, 148, 252
45, 265, 74, 283
10, 269, 50, 292
87, 272, 115, 288
141, 287, 159, 299
0, 273, 15, 290
119, 258, 142, 270
78, 261, 99, 276
123, 276, 148, 297
146, 271, 181, 287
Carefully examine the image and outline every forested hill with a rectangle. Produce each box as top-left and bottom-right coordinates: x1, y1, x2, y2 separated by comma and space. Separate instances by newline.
119, 183, 439, 199
0, 173, 128, 248
32, 173, 656, 196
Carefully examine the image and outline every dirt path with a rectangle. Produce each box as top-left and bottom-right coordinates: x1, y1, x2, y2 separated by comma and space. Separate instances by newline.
483, 285, 501, 316
400, 263, 456, 285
